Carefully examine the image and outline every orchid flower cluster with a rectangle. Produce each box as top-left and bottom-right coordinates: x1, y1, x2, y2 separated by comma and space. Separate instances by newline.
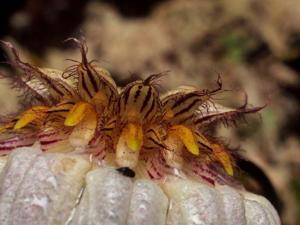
0, 39, 263, 184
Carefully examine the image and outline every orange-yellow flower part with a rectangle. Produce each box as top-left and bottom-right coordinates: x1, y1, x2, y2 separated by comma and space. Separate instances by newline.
0, 122, 15, 133
124, 123, 143, 152
64, 102, 93, 127
14, 106, 49, 130
169, 125, 200, 156
212, 144, 234, 176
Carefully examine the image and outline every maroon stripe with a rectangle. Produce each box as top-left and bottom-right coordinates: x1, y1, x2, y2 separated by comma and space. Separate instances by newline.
38, 131, 57, 138
177, 113, 194, 124
134, 85, 142, 102
43, 76, 65, 96
200, 175, 215, 185
171, 92, 198, 109
148, 137, 165, 149
174, 98, 200, 117
80, 71, 93, 99
0, 136, 35, 144
123, 85, 133, 109
86, 66, 99, 93
40, 139, 62, 145
194, 114, 217, 124
0, 143, 33, 151
147, 171, 155, 179
144, 99, 155, 120
140, 87, 152, 112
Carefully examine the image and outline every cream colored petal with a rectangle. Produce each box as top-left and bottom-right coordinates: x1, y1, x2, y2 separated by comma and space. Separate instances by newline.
70, 189, 89, 225
163, 177, 224, 225
127, 179, 168, 225
244, 199, 271, 225
165, 200, 185, 225
47, 154, 91, 225
10, 154, 54, 225
85, 168, 133, 225
242, 192, 281, 225
10, 152, 90, 225
0, 147, 41, 225
0, 157, 6, 173
215, 185, 246, 225
0, 148, 282, 225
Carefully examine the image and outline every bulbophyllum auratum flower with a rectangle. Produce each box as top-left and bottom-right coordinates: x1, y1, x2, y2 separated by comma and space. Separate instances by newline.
115, 73, 164, 168
140, 80, 264, 181
0, 39, 118, 156
159, 78, 224, 170
0, 41, 77, 154
61, 38, 118, 155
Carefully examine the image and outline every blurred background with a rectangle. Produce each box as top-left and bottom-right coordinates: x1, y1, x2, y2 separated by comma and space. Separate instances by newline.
0, 0, 299, 224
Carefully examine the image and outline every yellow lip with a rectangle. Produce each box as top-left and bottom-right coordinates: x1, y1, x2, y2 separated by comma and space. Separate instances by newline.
212, 144, 234, 176
124, 123, 143, 152
64, 102, 93, 127
14, 106, 49, 130
169, 125, 200, 156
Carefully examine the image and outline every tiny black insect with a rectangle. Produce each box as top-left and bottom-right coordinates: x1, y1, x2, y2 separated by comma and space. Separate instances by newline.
116, 167, 136, 178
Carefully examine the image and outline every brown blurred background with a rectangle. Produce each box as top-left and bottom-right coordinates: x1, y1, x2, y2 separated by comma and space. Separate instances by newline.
0, 0, 299, 224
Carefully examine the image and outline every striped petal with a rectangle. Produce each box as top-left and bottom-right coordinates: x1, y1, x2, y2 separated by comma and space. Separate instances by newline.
1, 41, 75, 104
65, 38, 118, 104
14, 106, 49, 130
47, 100, 75, 118
169, 125, 199, 156
161, 77, 222, 126
194, 101, 265, 129
118, 75, 162, 124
